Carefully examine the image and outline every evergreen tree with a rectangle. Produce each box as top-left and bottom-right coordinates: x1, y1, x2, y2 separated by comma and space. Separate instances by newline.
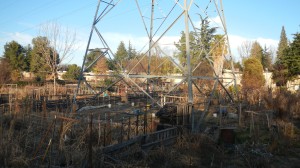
3, 41, 27, 80
128, 41, 137, 60
24, 44, 32, 72
273, 27, 289, 86
261, 45, 273, 71
276, 26, 289, 60
175, 16, 217, 78
241, 58, 265, 92
197, 15, 217, 56
93, 56, 109, 74
62, 64, 80, 80
84, 48, 103, 72
272, 61, 288, 86
3, 41, 27, 72
175, 31, 198, 67
115, 41, 128, 68
30, 37, 52, 80
281, 33, 300, 78
250, 41, 263, 62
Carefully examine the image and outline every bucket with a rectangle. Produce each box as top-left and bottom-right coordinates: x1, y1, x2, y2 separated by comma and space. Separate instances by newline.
131, 102, 135, 107
108, 104, 111, 108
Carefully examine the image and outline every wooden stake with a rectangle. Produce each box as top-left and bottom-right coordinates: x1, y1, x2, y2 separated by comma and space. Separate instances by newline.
88, 114, 93, 168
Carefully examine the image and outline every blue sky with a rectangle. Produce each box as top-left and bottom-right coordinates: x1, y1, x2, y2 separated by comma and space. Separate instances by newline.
0, 0, 299, 65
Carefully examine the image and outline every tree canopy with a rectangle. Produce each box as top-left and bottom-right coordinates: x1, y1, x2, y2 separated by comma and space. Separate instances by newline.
2, 41, 31, 81
115, 41, 128, 69
250, 41, 263, 62
30, 36, 53, 80
175, 31, 198, 67
93, 56, 109, 74
281, 33, 300, 78
261, 45, 273, 71
3, 41, 28, 72
276, 26, 289, 60
85, 48, 103, 72
241, 58, 265, 92
273, 32, 300, 86
62, 64, 80, 80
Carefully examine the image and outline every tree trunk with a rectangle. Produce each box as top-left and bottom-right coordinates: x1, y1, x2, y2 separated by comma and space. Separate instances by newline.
53, 71, 56, 96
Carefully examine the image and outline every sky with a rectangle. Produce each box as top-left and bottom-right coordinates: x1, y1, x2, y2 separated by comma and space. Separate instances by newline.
0, 0, 299, 66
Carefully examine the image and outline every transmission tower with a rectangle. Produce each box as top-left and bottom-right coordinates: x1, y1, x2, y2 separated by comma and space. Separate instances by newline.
74, 0, 239, 132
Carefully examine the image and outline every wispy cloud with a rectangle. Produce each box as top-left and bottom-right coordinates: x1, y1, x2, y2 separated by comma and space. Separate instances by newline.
0, 32, 33, 45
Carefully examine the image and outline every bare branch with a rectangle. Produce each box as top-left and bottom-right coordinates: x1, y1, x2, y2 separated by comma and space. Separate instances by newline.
37, 22, 77, 95
237, 40, 252, 59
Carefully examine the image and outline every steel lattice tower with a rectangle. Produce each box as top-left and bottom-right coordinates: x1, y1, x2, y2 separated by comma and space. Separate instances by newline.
74, 0, 239, 132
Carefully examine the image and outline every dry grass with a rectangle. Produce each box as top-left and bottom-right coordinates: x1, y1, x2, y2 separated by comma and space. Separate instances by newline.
0, 86, 300, 167
263, 89, 300, 120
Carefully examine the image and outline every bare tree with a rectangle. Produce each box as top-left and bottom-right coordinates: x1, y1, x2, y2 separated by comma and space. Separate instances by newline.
238, 40, 252, 60
38, 22, 76, 95
268, 45, 276, 63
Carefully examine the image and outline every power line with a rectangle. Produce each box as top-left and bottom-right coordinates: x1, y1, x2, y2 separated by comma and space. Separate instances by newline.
0, 0, 61, 27
0, 1, 97, 42
0, 0, 19, 13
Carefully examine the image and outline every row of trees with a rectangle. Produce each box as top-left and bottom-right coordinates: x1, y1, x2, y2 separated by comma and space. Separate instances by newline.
0, 38, 80, 81
1, 20, 299, 97
0, 23, 77, 86
240, 26, 300, 99
273, 27, 300, 86
240, 26, 300, 91
84, 41, 176, 75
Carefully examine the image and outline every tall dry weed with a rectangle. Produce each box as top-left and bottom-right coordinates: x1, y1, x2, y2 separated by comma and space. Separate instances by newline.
263, 89, 300, 120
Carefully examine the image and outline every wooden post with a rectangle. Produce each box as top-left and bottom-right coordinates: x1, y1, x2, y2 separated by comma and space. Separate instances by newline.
251, 111, 254, 136
88, 114, 93, 168
182, 106, 185, 126
239, 103, 242, 127
120, 117, 124, 143
150, 111, 153, 132
266, 113, 270, 129
107, 112, 111, 144
104, 113, 106, 146
176, 105, 179, 125
128, 116, 131, 140
49, 115, 57, 166
98, 115, 101, 146
219, 105, 222, 127
14, 99, 20, 117
144, 108, 147, 134
42, 97, 47, 118
136, 115, 139, 136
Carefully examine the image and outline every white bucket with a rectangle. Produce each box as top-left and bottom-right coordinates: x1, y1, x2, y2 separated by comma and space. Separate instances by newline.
131, 102, 135, 107
108, 104, 111, 108
152, 113, 156, 118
